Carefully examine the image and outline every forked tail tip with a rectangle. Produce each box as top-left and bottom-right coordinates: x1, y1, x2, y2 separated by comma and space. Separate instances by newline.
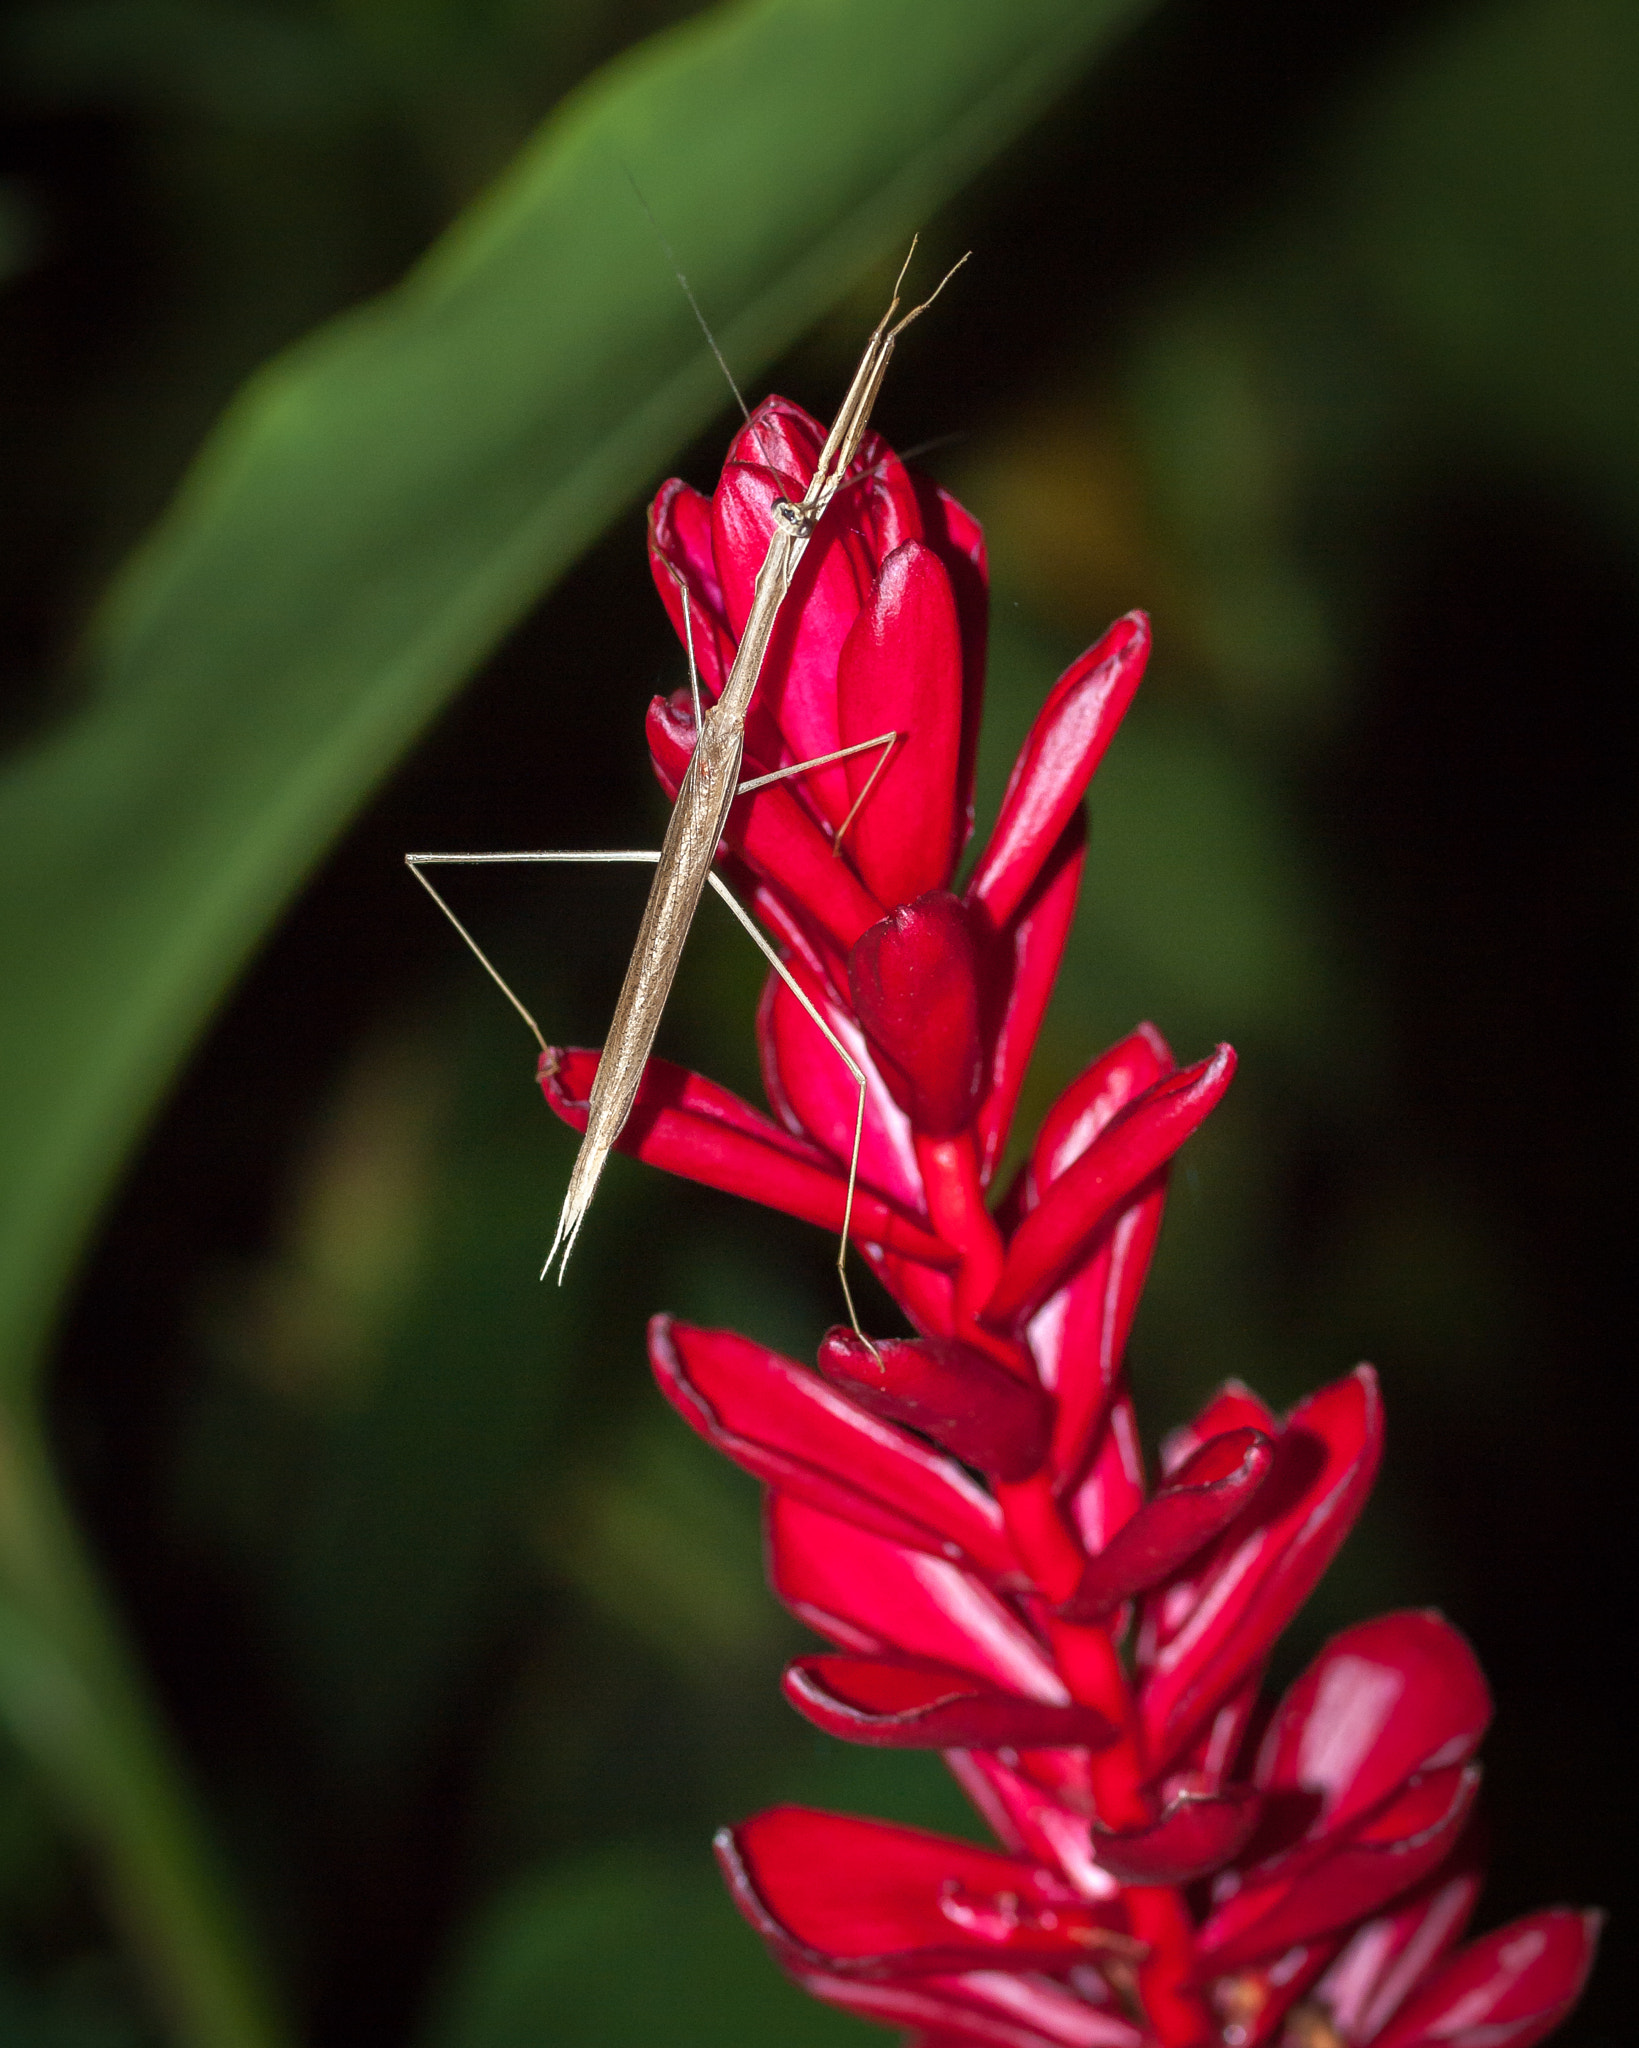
541, 1187, 589, 1285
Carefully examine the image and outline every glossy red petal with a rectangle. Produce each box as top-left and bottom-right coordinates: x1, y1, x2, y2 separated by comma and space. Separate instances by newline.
1028, 1026, 1175, 1192
845, 427, 925, 560
791, 1966, 1143, 2048
1138, 1367, 1384, 1770
645, 686, 693, 800
920, 1976, 1143, 2048
648, 477, 734, 695
1039, 1191, 1166, 1492
1020, 1023, 1173, 1480
649, 1318, 1013, 1577
942, 1752, 1117, 1905
986, 1046, 1235, 1323
850, 893, 986, 1136
1175, 1672, 1267, 1794
967, 613, 1150, 929
1313, 1861, 1483, 2045
731, 407, 924, 571
913, 477, 988, 860
867, 1249, 959, 1342
712, 454, 799, 627
783, 1655, 1116, 1750
719, 1807, 1132, 1979
973, 821, 1086, 1186
1199, 1765, 1481, 1970
817, 1328, 1053, 1483
1090, 1784, 1262, 1886
728, 395, 825, 479
1255, 1612, 1493, 1836
1159, 1380, 1279, 1471
539, 1048, 951, 1267
838, 541, 965, 902
1064, 1394, 1148, 1563
759, 965, 925, 1209
1370, 1908, 1602, 2048
764, 500, 877, 826
767, 1492, 1063, 1701
1061, 1429, 1275, 1621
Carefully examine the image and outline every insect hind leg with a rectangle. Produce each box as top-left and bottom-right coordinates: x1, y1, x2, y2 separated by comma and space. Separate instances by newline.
704, 871, 877, 1346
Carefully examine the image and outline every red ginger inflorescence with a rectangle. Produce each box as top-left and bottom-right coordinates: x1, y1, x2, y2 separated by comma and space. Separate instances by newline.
539, 394, 1599, 2048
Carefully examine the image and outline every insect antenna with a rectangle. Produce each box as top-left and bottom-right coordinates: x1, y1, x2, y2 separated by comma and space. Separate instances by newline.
623, 166, 750, 422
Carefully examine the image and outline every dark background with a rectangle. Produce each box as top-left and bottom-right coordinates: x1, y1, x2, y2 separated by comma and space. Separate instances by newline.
2, 0, 1631, 2043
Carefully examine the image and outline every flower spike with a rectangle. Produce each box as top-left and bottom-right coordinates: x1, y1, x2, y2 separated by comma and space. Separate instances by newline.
562, 378, 1602, 2048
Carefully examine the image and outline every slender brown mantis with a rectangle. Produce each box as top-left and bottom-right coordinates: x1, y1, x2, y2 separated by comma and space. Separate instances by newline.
407, 245, 964, 1332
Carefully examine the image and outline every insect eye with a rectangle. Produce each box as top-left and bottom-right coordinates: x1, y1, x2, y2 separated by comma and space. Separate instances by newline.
771, 497, 814, 537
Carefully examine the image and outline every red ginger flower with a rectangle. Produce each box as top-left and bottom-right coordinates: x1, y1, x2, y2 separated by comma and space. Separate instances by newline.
539, 396, 1599, 2048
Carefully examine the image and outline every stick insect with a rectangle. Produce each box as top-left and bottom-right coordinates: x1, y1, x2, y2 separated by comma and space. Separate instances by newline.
407, 246, 964, 1333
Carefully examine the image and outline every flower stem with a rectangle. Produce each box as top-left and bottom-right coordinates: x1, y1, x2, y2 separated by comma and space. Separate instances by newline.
995, 1471, 1084, 1602
0, 1399, 294, 2048
1126, 1887, 1213, 2046
914, 1133, 1005, 1316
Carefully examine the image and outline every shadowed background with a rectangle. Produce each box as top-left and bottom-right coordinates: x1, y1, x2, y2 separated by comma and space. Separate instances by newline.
1, 0, 1631, 2043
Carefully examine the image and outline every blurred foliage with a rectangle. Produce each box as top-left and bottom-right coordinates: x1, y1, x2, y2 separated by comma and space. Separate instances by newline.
1, 0, 1633, 2045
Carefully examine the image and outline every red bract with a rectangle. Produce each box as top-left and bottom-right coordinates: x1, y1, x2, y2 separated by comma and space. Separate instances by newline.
544, 398, 1598, 2046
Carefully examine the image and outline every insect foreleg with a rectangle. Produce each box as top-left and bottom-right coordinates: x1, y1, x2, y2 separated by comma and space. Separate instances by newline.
735, 730, 900, 854
734, 730, 899, 797
405, 849, 663, 1051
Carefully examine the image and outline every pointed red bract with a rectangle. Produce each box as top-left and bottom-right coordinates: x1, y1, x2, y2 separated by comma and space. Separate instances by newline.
839, 541, 965, 904
1370, 1909, 1601, 2048
768, 1492, 1064, 1702
1090, 1785, 1262, 1886
1313, 1863, 1483, 2045
713, 458, 873, 827
1060, 1429, 1274, 1621
1138, 1366, 1384, 1768
649, 1318, 1013, 1577
1065, 1391, 1146, 1557
783, 1655, 1117, 1751
648, 478, 733, 696
758, 960, 925, 1207
718, 1807, 1133, 1978
987, 1048, 1235, 1322
1253, 1612, 1493, 1837
913, 478, 988, 854
851, 892, 987, 1136
966, 613, 1151, 930
817, 1328, 1053, 1483
791, 1965, 1146, 2048
1025, 1026, 1177, 1200
1198, 1764, 1482, 1969
972, 820, 1086, 1186
645, 687, 885, 951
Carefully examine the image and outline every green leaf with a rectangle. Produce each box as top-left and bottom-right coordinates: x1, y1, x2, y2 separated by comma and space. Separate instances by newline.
0, 1960, 141, 2048
0, 0, 1151, 1396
